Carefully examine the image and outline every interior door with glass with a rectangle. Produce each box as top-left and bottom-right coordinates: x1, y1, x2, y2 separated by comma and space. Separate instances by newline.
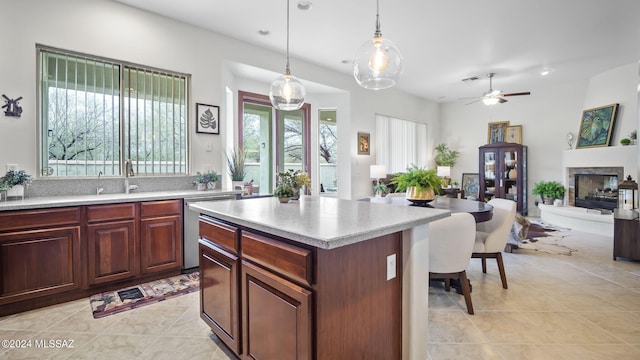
242, 102, 273, 195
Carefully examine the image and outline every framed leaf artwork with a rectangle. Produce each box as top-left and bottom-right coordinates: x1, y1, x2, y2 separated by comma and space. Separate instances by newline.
196, 103, 220, 134
576, 103, 618, 148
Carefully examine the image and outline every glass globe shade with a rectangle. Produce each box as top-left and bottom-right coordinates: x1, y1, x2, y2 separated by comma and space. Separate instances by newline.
269, 73, 306, 110
353, 36, 403, 90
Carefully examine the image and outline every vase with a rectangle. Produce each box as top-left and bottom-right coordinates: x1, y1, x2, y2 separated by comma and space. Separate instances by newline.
291, 188, 300, 200
508, 169, 517, 179
6, 184, 24, 199
278, 196, 290, 203
196, 183, 207, 191
405, 186, 435, 201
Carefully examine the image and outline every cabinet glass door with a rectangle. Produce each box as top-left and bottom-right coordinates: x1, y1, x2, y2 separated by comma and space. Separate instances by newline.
483, 151, 497, 199
504, 150, 518, 201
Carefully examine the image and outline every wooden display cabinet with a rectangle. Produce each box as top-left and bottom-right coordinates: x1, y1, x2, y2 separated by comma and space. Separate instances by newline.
479, 142, 528, 215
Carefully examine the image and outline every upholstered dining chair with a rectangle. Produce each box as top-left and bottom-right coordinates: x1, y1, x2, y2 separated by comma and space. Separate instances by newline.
429, 212, 476, 315
472, 198, 517, 289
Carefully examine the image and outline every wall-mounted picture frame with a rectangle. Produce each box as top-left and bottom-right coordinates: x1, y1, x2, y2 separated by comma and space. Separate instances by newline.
196, 103, 220, 134
505, 125, 523, 144
487, 121, 510, 144
576, 103, 619, 148
461, 173, 479, 199
357, 132, 370, 155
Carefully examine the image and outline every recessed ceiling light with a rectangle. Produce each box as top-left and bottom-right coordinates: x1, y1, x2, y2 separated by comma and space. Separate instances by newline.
297, 1, 312, 10
258, 29, 270, 36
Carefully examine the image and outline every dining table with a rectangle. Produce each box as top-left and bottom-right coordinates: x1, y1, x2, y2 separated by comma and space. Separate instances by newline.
365, 195, 494, 223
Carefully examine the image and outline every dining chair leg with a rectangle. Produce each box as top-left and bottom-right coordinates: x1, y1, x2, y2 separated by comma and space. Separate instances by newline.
459, 271, 474, 315
481, 256, 487, 273
496, 252, 508, 289
444, 279, 451, 292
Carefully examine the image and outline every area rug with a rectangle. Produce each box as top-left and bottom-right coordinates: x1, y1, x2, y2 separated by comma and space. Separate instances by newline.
90, 272, 199, 319
518, 221, 576, 256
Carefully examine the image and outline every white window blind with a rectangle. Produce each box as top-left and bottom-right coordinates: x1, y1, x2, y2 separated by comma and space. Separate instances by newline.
375, 114, 428, 173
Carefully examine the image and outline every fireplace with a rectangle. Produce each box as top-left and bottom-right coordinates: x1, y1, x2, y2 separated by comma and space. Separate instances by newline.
574, 174, 618, 210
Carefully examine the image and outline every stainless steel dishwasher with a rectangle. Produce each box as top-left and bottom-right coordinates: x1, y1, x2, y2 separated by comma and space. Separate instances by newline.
183, 194, 237, 270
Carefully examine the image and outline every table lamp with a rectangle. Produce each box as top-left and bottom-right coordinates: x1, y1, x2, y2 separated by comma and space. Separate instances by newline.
370, 165, 387, 196
437, 166, 451, 187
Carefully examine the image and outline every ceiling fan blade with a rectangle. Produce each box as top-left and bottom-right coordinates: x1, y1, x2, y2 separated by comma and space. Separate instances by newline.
458, 96, 481, 100
465, 99, 482, 105
502, 92, 531, 97
498, 98, 508, 103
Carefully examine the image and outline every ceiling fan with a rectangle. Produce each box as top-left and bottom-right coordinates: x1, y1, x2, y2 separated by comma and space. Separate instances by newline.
464, 73, 531, 105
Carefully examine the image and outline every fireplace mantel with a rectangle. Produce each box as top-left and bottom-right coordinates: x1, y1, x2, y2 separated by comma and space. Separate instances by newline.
563, 145, 637, 178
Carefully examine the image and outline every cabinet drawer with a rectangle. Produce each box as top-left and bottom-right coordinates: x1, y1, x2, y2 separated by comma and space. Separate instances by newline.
87, 203, 136, 223
242, 231, 313, 287
0, 207, 81, 232
140, 199, 182, 218
199, 217, 239, 254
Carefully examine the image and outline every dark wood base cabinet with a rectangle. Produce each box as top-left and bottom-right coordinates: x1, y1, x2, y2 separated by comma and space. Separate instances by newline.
0, 199, 183, 317
613, 214, 640, 261
199, 215, 402, 360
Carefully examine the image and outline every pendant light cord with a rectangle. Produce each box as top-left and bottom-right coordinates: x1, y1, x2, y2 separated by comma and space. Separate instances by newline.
374, 0, 381, 37
285, 0, 291, 75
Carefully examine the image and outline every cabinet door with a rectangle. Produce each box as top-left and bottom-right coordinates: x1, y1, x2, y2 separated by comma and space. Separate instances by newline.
87, 220, 138, 285
140, 215, 182, 274
0, 226, 81, 305
242, 260, 312, 360
200, 239, 241, 356
480, 148, 498, 201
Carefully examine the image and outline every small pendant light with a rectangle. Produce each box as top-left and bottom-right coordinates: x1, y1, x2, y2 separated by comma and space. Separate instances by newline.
270, 0, 306, 110
353, 0, 403, 90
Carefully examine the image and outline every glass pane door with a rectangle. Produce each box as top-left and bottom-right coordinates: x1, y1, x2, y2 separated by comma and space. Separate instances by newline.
483, 151, 497, 199
242, 102, 273, 195
277, 109, 304, 174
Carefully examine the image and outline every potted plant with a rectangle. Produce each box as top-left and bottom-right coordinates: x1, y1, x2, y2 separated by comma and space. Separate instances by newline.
274, 182, 294, 203
227, 149, 246, 191
434, 143, 459, 167
193, 170, 219, 191
1, 169, 33, 198
620, 138, 631, 146
630, 130, 637, 145
390, 165, 442, 201
276, 169, 310, 200
532, 181, 565, 205
373, 182, 387, 197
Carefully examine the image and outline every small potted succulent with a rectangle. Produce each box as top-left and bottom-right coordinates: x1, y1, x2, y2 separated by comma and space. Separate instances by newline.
1, 169, 33, 199
193, 170, 219, 191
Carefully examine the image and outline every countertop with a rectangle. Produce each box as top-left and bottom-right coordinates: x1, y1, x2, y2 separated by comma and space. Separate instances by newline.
0, 189, 242, 212
189, 195, 450, 250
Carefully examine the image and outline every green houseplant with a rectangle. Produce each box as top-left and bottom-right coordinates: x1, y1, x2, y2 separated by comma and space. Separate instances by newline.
277, 169, 310, 200
193, 170, 219, 190
227, 149, 246, 190
620, 138, 631, 146
390, 166, 442, 201
434, 143, 460, 167
532, 181, 565, 205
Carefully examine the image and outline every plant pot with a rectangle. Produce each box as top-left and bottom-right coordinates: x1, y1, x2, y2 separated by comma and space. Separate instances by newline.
7, 184, 24, 198
278, 196, 290, 203
553, 199, 563, 206
542, 196, 554, 205
196, 183, 207, 191
232, 181, 244, 191
291, 188, 300, 200
405, 187, 435, 201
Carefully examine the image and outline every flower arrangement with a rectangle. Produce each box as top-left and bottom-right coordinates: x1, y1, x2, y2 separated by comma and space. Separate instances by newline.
275, 169, 311, 202
193, 171, 219, 190
0, 169, 33, 191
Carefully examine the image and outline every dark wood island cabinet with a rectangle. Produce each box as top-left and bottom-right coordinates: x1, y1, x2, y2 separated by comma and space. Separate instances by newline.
613, 209, 640, 261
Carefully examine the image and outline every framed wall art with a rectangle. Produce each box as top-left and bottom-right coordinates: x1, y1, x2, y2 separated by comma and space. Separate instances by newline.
196, 103, 220, 134
576, 103, 619, 148
505, 125, 522, 144
357, 132, 370, 155
487, 121, 510, 144
461, 173, 479, 199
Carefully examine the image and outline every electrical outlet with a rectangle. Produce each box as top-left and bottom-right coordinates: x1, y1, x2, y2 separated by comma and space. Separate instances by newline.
6, 164, 18, 172
205, 144, 212, 152
386, 254, 396, 280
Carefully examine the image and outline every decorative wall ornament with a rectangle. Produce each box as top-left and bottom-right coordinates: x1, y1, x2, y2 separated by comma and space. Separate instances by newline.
576, 103, 619, 148
2, 95, 23, 117
357, 132, 370, 155
196, 103, 220, 134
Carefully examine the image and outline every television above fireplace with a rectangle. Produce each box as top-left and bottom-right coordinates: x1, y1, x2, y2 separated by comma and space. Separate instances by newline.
574, 174, 618, 210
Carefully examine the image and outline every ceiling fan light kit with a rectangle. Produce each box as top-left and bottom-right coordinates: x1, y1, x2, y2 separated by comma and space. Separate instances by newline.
270, 0, 306, 110
467, 73, 531, 106
353, 0, 403, 90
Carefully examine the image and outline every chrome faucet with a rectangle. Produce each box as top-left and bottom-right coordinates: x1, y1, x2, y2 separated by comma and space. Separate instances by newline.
124, 160, 138, 194
97, 171, 104, 195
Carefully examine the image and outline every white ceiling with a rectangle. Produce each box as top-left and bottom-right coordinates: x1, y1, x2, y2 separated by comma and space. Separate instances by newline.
115, 0, 640, 103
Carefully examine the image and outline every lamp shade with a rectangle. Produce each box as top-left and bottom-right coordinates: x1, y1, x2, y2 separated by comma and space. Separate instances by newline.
269, 73, 306, 111
482, 96, 500, 106
437, 166, 451, 177
370, 164, 387, 179
353, 36, 403, 90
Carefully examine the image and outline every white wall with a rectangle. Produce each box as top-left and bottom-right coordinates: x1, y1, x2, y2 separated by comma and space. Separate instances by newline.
1, 0, 439, 201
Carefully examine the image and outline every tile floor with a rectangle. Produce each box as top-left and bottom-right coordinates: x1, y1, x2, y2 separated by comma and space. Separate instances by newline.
0, 224, 638, 359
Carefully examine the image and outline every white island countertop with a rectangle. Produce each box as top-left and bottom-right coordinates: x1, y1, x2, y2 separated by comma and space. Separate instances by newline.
189, 195, 450, 250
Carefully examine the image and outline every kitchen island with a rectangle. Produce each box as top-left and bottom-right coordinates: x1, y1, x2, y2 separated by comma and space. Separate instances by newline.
189, 196, 449, 360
